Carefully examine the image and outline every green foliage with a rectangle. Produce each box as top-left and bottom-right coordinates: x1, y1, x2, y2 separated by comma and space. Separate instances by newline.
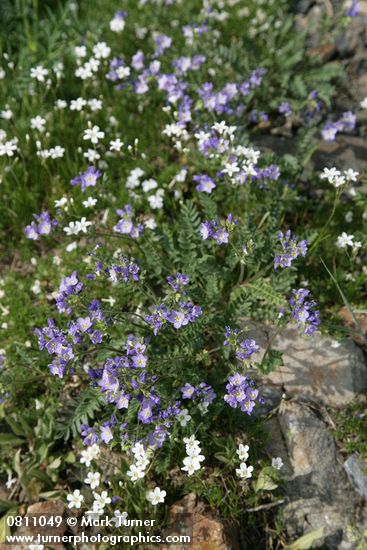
55, 387, 105, 440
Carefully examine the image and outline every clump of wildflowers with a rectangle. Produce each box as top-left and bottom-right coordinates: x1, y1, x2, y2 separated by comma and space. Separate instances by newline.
224, 327, 260, 363
224, 373, 260, 415
180, 382, 216, 414
200, 214, 238, 244
235, 443, 254, 479
25, 211, 57, 240
181, 436, 205, 476
274, 230, 308, 270
320, 167, 359, 188
289, 288, 321, 335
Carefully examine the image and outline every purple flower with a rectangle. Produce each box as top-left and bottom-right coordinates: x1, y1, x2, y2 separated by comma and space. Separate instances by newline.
71, 166, 102, 192
25, 211, 57, 240
166, 272, 189, 292
274, 230, 308, 270
213, 228, 229, 245
113, 204, 143, 239
132, 50, 145, 71
101, 423, 114, 444
224, 373, 260, 415
168, 311, 188, 329
278, 101, 292, 117
346, 0, 359, 16
289, 288, 321, 335
224, 327, 260, 362
180, 383, 196, 399
76, 316, 93, 333
194, 174, 216, 193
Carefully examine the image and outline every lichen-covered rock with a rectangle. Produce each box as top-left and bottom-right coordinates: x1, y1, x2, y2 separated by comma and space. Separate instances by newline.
249, 324, 367, 407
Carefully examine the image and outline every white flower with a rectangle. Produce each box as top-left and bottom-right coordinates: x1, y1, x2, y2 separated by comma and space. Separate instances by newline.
84, 471, 101, 489
110, 138, 123, 151
55, 99, 67, 109
80, 444, 100, 467
66, 241, 78, 252
131, 442, 146, 459
236, 463, 254, 479
177, 408, 191, 427
148, 189, 164, 209
142, 178, 158, 192
93, 490, 111, 509
93, 41, 111, 59
30, 65, 48, 82
29, 545, 45, 550
83, 197, 98, 208
67, 489, 84, 509
319, 166, 354, 188
144, 218, 157, 230
31, 280, 41, 295
83, 125, 105, 144
126, 464, 145, 482
83, 148, 100, 162
63, 221, 79, 236
50, 146, 63, 158
112, 510, 128, 526
70, 97, 87, 111
0, 68, 5, 80
213, 120, 228, 134
183, 435, 200, 452
110, 16, 125, 33
272, 457, 284, 470
237, 444, 249, 462
344, 169, 359, 182
116, 66, 131, 79
146, 487, 166, 505
336, 232, 355, 249
1, 109, 12, 120
88, 98, 103, 111
76, 217, 92, 233
75, 45, 87, 58
360, 97, 367, 109
223, 162, 240, 177
181, 454, 205, 476
0, 140, 18, 157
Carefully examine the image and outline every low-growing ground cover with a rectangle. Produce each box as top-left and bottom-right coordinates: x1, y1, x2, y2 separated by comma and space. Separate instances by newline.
0, 0, 366, 548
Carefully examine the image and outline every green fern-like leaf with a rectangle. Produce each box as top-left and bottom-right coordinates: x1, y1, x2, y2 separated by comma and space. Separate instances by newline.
55, 387, 105, 441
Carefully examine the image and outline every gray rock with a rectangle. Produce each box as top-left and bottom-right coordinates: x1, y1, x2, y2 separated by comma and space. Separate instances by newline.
344, 454, 367, 501
266, 401, 366, 549
249, 324, 367, 407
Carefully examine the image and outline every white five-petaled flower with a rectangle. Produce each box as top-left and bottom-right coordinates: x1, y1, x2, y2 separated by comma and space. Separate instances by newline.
177, 408, 192, 427
80, 444, 100, 467
360, 97, 367, 109
93, 41, 111, 59
30, 116, 46, 132
110, 138, 123, 151
83, 125, 105, 144
146, 487, 166, 506
93, 490, 111, 509
112, 510, 128, 526
84, 471, 101, 489
236, 463, 254, 479
67, 489, 84, 509
336, 232, 355, 249
83, 197, 98, 208
272, 457, 284, 470
237, 443, 249, 462
126, 464, 145, 482
30, 65, 49, 82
